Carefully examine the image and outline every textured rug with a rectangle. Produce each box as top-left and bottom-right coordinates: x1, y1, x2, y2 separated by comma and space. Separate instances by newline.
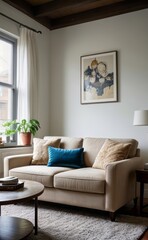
1, 201, 148, 240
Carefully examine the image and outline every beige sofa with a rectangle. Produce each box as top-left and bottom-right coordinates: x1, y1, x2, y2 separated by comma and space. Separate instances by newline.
4, 136, 143, 221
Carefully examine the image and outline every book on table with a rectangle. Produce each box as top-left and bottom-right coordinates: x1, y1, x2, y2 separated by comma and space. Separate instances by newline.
0, 176, 18, 185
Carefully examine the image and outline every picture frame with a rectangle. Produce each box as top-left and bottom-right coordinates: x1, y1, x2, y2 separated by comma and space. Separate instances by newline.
80, 51, 118, 104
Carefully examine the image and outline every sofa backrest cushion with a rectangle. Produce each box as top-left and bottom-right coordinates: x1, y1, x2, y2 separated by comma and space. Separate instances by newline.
31, 137, 61, 165
44, 136, 83, 150
83, 137, 138, 167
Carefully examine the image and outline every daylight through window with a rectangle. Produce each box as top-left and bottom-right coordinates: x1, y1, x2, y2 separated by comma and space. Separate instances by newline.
0, 32, 17, 142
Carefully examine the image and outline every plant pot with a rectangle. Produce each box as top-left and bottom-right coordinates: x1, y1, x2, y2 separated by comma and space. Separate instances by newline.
6, 136, 11, 143
20, 132, 31, 146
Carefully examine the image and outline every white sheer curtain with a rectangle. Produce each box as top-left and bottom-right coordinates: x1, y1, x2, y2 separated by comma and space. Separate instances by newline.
17, 27, 38, 121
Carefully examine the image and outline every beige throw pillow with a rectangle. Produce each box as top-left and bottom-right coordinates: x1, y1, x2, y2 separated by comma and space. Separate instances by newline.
31, 138, 61, 165
92, 139, 131, 169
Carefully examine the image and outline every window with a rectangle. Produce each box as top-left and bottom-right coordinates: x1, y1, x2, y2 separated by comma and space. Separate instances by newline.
0, 32, 17, 142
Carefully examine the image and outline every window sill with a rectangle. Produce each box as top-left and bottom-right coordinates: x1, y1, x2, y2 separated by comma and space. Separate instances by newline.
0, 144, 32, 149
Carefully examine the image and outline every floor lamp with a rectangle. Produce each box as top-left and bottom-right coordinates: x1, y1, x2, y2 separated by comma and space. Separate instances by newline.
133, 110, 148, 169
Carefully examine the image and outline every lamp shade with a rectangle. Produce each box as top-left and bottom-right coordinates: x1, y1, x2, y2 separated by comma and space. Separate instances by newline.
133, 110, 148, 126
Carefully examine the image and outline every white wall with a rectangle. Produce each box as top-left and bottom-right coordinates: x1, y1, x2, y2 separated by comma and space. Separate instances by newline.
1, 2, 148, 163
50, 9, 148, 163
0, 0, 51, 138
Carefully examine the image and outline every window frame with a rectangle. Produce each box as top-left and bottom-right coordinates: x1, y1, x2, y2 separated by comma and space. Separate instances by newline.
0, 31, 17, 143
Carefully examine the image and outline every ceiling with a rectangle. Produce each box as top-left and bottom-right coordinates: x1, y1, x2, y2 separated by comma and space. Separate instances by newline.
2, 0, 148, 30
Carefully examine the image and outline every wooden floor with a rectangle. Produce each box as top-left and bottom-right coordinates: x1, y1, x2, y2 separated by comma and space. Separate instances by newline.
119, 198, 148, 240
137, 199, 148, 240
140, 229, 148, 240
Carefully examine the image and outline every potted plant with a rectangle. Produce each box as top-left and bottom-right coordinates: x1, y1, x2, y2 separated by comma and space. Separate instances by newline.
2, 119, 40, 145
2, 120, 17, 143
16, 119, 41, 145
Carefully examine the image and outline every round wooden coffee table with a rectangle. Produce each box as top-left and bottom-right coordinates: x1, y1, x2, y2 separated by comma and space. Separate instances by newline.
0, 180, 44, 240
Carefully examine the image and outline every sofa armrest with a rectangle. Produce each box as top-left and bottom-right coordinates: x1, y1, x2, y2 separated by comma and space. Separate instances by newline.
105, 156, 143, 212
4, 153, 33, 177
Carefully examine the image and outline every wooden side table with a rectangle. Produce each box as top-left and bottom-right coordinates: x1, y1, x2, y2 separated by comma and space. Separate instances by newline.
136, 169, 148, 215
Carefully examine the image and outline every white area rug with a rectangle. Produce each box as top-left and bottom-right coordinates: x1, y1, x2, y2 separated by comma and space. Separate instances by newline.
2, 202, 148, 240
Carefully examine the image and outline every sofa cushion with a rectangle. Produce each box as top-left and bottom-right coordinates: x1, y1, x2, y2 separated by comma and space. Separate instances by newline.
9, 166, 72, 188
111, 138, 138, 158
31, 137, 61, 165
83, 137, 138, 167
47, 147, 84, 168
83, 138, 106, 167
44, 136, 83, 149
92, 139, 132, 169
54, 167, 105, 194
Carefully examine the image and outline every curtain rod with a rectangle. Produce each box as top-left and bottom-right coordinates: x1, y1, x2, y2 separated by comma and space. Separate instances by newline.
0, 12, 42, 34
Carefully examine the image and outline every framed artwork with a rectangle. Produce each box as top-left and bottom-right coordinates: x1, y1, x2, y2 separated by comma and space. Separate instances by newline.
80, 51, 118, 104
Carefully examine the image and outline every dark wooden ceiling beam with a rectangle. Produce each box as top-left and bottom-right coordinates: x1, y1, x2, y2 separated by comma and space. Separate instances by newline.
2, 0, 148, 30
34, 0, 110, 17
50, 0, 148, 30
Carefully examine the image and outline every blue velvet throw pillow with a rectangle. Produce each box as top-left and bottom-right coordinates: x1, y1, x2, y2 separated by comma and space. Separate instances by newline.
47, 147, 84, 168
